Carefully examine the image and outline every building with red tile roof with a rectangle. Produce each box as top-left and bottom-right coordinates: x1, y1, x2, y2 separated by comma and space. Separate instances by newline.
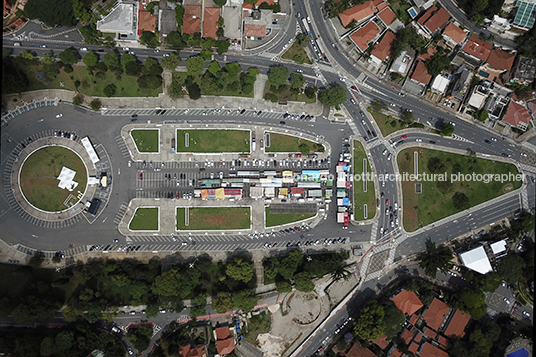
377, 6, 396, 25
391, 348, 403, 357
345, 343, 377, 357
139, 4, 157, 33
438, 335, 449, 347
423, 298, 450, 331
178, 344, 207, 357
444, 310, 471, 338
371, 30, 396, 64
215, 326, 235, 355
442, 23, 467, 48
462, 36, 492, 62
244, 23, 266, 37
486, 49, 516, 72
410, 59, 432, 86
338, 0, 384, 27
401, 329, 415, 344
502, 100, 531, 130
409, 341, 420, 354
350, 21, 380, 52
203, 7, 220, 38
418, 46, 437, 61
372, 334, 390, 349
419, 342, 449, 357
409, 314, 420, 325
417, 6, 450, 35
415, 332, 423, 343
391, 290, 424, 316
183, 5, 201, 34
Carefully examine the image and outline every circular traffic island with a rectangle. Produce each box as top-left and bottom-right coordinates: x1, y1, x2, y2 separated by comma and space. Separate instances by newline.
20, 146, 88, 212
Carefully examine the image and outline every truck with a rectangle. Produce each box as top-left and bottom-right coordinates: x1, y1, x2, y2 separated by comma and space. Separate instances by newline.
252, 131, 256, 151
171, 138, 175, 151
315, 38, 326, 55
301, 17, 311, 34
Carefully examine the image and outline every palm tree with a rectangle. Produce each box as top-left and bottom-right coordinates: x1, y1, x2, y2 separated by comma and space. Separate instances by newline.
331, 263, 352, 282
417, 240, 453, 278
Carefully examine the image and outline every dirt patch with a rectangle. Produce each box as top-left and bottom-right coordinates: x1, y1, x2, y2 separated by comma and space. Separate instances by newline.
287, 291, 321, 324
257, 333, 286, 357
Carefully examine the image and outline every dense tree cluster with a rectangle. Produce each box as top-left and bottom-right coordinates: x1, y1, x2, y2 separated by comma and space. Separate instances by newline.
353, 300, 405, 341
417, 241, 453, 278
318, 84, 347, 107
325, 0, 365, 17
457, 0, 505, 22
390, 27, 427, 62
24, 0, 75, 27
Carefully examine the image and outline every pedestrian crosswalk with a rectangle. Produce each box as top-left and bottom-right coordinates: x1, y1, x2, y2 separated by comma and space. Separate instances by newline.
348, 120, 359, 135
13, 242, 87, 259
520, 189, 530, 211
317, 63, 338, 74
114, 202, 129, 225
116, 135, 131, 158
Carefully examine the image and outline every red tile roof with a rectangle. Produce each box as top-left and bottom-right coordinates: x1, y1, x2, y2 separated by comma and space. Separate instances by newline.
411, 59, 432, 85
338, 1, 377, 27
350, 21, 380, 52
371, 30, 396, 62
215, 327, 235, 355
443, 23, 466, 44
178, 344, 207, 357
438, 335, 449, 347
372, 334, 389, 349
401, 329, 415, 344
503, 100, 532, 128
183, 5, 201, 34
391, 290, 424, 316
419, 342, 449, 357
408, 341, 420, 354
529, 101, 536, 117
377, 6, 395, 25
419, 46, 437, 61
423, 298, 450, 331
345, 343, 377, 357
203, 7, 220, 38
417, 5, 437, 26
424, 7, 450, 33
487, 49, 516, 72
444, 310, 471, 338
415, 332, 423, 342
244, 24, 266, 37
409, 314, 419, 326
462, 35, 492, 62
138, 0, 157, 32
391, 348, 403, 357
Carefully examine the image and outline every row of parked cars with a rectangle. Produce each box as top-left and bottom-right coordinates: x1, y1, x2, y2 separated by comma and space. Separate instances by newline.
54, 130, 77, 141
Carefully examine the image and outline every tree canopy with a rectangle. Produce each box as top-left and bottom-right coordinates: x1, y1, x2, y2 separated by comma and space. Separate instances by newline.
25, 0, 75, 27
268, 65, 290, 87
425, 49, 451, 77
353, 300, 385, 341
497, 254, 526, 284
289, 73, 305, 89
58, 49, 78, 66
162, 53, 181, 70
226, 258, 254, 283
318, 85, 347, 107
232, 290, 258, 312
293, 272, 315, 292
185, 56, 206, 77
82, 52, 98, 68
417, 241, 453, 277
455, 287, 487, 320
441, 122, 455, 136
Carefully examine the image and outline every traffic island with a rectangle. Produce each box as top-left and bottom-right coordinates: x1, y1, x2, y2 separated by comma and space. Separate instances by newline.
398, 148, 523, 232
176, 129, 250, 153
176, 207, 251, 230
129, 207, 159, 231
352, 140, 376, 221
265, 133, 323, 153
265, 207, 315, 227
131, 129, 159, 153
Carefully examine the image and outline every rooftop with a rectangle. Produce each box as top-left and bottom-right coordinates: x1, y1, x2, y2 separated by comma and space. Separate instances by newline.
338, 0, 379, 27
178, 344, 206, 357
96, 3, 135, 33
410, 59, 432, 85
423, 298, 450, 331
350, 21, 380, 52
401, 328, 415, 344
377, 6, 396, 25
139, 4, 157, 32
462, 35, 492, 62
182, 5, 201, 34
422, 7, 450, 33
345, 343, 377, 357
513, 0, 536, 29
391, 289, 424, 316
442, 23, 467, 44
444, 309, 471, 338
371, 30, 396, 62
223, 5, 242, 39
459, 245, 493, 274
502, 100, 532, 129
486, 49, 516, 72
372, 334, 390, 349
420, 342, 449, 357
215, 326, 235, 355
203, 7, 220, 38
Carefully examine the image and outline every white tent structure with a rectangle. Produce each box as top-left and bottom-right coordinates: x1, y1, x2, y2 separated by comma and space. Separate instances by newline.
57, 167, 78, 191
459, 246, 493, 274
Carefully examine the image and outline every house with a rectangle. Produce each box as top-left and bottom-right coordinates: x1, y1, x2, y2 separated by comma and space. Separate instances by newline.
418, 46, 437, 61
444, 310, 471, 338
410, 59, 432, 87
377, 6, 396, 26
422, 298, 450, 331
442, 23, 467, 49
222, 5, 242, 40
159, 0, 178, 39
344, 343, 377, 357
349, 21, 381, 52
502, 100, 532, 131
338, 0, 387, 27
244, 9, 272, 38
486, 49, 516, 73
462, 36, 492, 63
391, 50, 413, 75
183, 5, 201, 34
203, 7, 220, 38
96, 2, 136, 36
243, 0, 275, 10
138, 0, 157, 34
430, 73, 450, 95
446, 65, 470, 102
418, 342, 449, 357
391, 290, 424, 316
372, 334, 390, 349
215, 326, 235, 356
417, 6, 450, 36
370, 30, 396, 64
178, 344, 207, 357
513, 57, 536, 85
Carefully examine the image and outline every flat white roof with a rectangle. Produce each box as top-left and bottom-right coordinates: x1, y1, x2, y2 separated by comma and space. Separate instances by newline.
57, 166, 78, 191
431, 75, 450, 94
81, 137, 100, 164
490, 238, 508, 254
459, 246, 493, 274
96, 3, 135, 34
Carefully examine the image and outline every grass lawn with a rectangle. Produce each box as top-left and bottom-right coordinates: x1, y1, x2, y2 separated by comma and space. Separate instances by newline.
389, 0, 412, 24
176, 207, 251, 230
244, 311, 271, 345
20, 146, 87, 212
398, 147, 523, 232
263, 82, 317, 104
265, 133, 323, 153
265, 207, 315, 227
353, 141, 376, 220
281, 41, 313, 64
176, 129, 250, 153
370, 110, 403, 136
131, 129, 159, 153
171, 71, 254, 98
129, 207, 159, 230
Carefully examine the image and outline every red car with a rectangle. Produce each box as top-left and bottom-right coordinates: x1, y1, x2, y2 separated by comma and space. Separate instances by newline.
351, 85, 357, 90
386, 199, 389, 205
176, 193, 180, 199
401, 135, 407, 139
139, 173, 143, 180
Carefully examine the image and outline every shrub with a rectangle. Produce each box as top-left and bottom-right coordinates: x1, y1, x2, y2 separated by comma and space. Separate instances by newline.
90, 99, 101, 111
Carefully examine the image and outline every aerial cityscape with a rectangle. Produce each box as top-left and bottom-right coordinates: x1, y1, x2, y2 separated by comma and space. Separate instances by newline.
1, 0, 535, 355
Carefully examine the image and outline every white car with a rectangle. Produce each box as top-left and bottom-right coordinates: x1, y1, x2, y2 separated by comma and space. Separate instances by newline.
296, 69, 303, 73
56, 113, 63, 118
80, 47, 88, 51
382, 149, 388, 155
163, 53, 170, 57
387, 153, 392, 160
379, 226, 384, 234
154, 49, 160, 53
449, 121, 456, 126
339, 77, 346, 82
504, 297, 510, 304
128, 51, 135, 55
415, 138, 422, 142
128, 161, 131, 167
522, 311, 530, 317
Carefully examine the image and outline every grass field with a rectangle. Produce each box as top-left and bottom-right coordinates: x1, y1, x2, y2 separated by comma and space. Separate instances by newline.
265, 133, 322, 153
265, 207, 315, 227
131, 129, 159, 153
20, 146, 87, 212
398, 148, 522, 232
244, 311, 271, 344
281, 41, 313, 64
353, 141, 376, 220
176, 207, 251, 230
176, 129, 250, 153
371, 110, 403, 136
129, 207, 159, 230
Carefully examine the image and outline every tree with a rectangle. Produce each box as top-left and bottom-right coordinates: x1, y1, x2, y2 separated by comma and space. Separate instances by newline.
11, 304, 34, 325
452, 192, 470, 210
138, 75, 162, 90
268, 65, 290, 87
278, 250, 304, 280
455, 287, 487, 320
40, 51, 54, 66
417, 241, 453, 277
167, 77, 184, 100
318, 85, 347, 107
213, 292, 234, 313
185, 56, 206, 77
371, 100, 388, 113
353, 300, 385, 341
427, 157, 445, 173
125, 61, 142, 76
187, 83, 202, 100
175, 6, 185, 28
331, 263, 351, 282
304, 86, 317, 99
289, 73, 305, 89
20, 51, 35, 61
264, 92, 279, 102
162, 53, 181, 70
226, 258, 254, 283
232, 290, 258, 312
52, 255, 62, 263
103, 84, 117, 97
29, 256, 44, 269
103, 51, 119, 69
152, 269, 182, 297
474, 109, 489, 122
400, 110, 414, 123
90, 99, 101, 111
296, 33, 311, 46
40, 336, 55, 356
425, 51, 451, 77
82, 52, 98, 68
225, 62, 242, 77
294, 272, 315, 292
200, 49, 213, 60
24, 0, 75, 27
121, 53, 136, 68
475, 271, 502, 292
382, 301, 406, 338
441, 122, 455, 136
248, 67, 259, 77
214, 0, 226, 6
216, 40, 230, 55
497, 254, 526, 284
140, 30, 160, 48
276, 281, 292, 293
208, 61, 221, 75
